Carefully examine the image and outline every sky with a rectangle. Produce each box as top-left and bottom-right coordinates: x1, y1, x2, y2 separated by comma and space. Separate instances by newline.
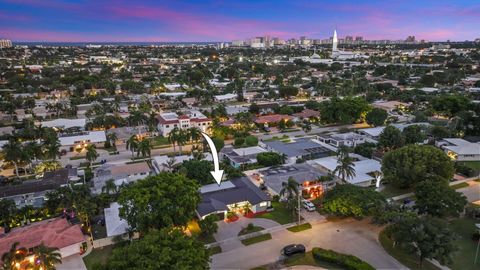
0, 0, 479, 42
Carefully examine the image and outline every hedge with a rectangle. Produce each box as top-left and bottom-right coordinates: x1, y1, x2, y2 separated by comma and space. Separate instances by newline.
312, 247, 374, 270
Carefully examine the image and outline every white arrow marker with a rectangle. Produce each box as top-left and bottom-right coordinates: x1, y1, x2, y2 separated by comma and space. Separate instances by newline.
201, 132, 224, 186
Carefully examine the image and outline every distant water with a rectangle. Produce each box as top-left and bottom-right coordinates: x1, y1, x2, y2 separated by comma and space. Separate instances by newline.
14, 41, 226, 47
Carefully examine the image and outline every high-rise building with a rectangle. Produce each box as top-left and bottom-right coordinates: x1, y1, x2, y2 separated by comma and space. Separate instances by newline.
355, 36, 363, 42
332, 30, 338, 52
0, 39, 12, 48
405, 36, 415, 43
345, 36, 353, 43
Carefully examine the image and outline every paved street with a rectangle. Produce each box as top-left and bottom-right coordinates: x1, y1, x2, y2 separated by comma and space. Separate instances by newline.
211, 218, 406, 270
457, 180, 480, 203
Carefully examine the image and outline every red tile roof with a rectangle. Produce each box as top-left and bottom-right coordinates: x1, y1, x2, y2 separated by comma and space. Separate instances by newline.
0, 218, 86, 256
293, 109, 320, 119
254, 114, 293, 124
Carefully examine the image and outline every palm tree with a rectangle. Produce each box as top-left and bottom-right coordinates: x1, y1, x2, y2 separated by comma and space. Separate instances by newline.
1, 242, 28, 270
280, 153, 288, 164
85, 145, 99, 167
33, 243, 62, 270
302, 122, 312, 133
24, 141, 43, 162
136, 139, 152, 159
176, 129, 189, 155
126, 135, 139, 158
162, 157, 177, 172
333, 156, 356, 183
167, 127, 179, 154
280, 177, 300, 217
336, 145, 350, 160
102, 179, 118, 195
188, 127, 201, 145
106, 132, 118, 148
2, 138, 23, 177
35, 161, 61, 175
43, 135, 61, 161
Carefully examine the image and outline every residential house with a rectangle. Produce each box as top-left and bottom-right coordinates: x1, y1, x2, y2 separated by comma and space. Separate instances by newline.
156, 110, 211, 136
436, 138, 480, 161
197, 177, 271, 220
0, 167, 79, 208
262, 138, 331, 163
220, 146, 267, 168
0, 218, 86, 259
92, 162, 152, 193
59, 130, 106, 152
317, 132, 368, 148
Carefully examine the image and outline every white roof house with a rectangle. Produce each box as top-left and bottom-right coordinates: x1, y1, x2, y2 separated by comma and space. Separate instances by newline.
40, 118, 86, 129
436, 138, 480, 161
214, 93, 237, 102
312, 156, 381, 187
104, 202, 128, 237
58, 131, 106, 146
358, 123, 430, 139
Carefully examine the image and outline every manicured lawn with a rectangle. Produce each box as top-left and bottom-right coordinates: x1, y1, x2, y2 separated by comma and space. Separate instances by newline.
379, 230, 439, 270
450, 182, 469, 189
149, 136, 170, 146
238, 225, 264, 236
460, 161, 480, 170
241, 233, 272, 246
83, 244, 118, 269
448, 217, 479, 270
255, 201, 297, 224
287, 222, 312, 232
208, 246, 222, 255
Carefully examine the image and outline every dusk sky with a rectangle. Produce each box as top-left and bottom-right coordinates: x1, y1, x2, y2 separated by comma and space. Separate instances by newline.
0, 0, 479, 42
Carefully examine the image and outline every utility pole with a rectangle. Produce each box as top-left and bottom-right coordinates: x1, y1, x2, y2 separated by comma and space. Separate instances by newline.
297, 186, 301, 225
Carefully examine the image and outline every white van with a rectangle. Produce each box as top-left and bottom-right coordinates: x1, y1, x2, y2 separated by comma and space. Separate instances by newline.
302, 200, 316, 212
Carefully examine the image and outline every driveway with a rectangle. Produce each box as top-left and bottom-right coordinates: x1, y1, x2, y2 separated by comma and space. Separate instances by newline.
214, 216, 281, 252
211, 218, 406, 270
57, 254, 87, 270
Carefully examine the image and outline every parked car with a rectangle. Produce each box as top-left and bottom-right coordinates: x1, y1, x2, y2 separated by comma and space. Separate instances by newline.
281, 244, 306, 256
302, 200, 316, 212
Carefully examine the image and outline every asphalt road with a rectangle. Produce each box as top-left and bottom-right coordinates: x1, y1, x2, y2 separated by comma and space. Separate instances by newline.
210, 218, 406, 270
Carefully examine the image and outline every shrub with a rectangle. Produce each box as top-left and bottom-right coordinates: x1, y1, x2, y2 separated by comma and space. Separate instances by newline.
245, 135, 258, 146
272, 195, 280, 202
246, 223, 254, 231
256, 152, 282, 166
312, 248, 375, 270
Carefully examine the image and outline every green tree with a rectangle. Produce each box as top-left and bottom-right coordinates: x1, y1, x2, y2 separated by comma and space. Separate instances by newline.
414, 179, 467, 218
136, 139, 151, 158
333, 154, 356, 183
178, 159, 214, 185
118, 173, 200, 233
402, 124, 426, 144
0, 199, 17, 228
245, 135, 258, 146
106, 132, 118, 147
1, 242, 28, 270
430, 95, 472, 118
378, 125, 404, 151
280, 177, 299, 217
211, 136, 225, 151
2, 138, 25, 177
102, 229, 209, 270
279, 85, 299, 99
85, 145, 99, 167
385, 216, 457, 266
366, 108, 388, 127
102, 179, 118, 195
234, 137, 245, 147
382, 145, 454, 188
256, 152, 283, 166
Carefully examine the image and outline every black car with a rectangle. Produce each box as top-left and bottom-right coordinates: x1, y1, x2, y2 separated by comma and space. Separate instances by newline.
281, 244, 306, 256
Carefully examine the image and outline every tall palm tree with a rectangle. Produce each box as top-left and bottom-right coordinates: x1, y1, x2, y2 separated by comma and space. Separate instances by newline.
43, 134, 61, 161
188, 127, 201, 145
333, 156, 356, 183
106, 132, 118, 148
1, 242, 28, 270
2, 138, 23, 177
33, 243, 62, 270
176, 129, 189, 155
167, 127, 179, 154
85, 145, 99, 167
102, 179, 118, 195
126, 135, 139, 158
136, 139, 152, 159
280, 177, 300, 217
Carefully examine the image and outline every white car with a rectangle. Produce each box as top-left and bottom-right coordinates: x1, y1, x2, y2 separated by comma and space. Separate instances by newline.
302, 200, 316, 212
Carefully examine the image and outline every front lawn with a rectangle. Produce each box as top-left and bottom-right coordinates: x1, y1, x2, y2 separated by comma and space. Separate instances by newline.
255, 201, 297, 224
241, 233, 272, 246
83, 244, 118, 269
379, 230, 439, 270
149, 136, 171, 146
450, 182, 469, 189
459, 161, 480, 170
448, 217, 479, 270
287, 222, 312, 232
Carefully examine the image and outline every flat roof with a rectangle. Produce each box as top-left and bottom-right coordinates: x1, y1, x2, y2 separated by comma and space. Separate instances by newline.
313, 156, 381, 184
264, 138, 330, 158
261, 164, 326, 194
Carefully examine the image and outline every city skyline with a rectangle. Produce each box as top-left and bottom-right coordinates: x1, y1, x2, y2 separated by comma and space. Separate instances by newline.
0, 0, 479, 42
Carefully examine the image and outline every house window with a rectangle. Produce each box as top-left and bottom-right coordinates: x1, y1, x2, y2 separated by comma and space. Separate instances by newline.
166, 125, 169, 128
259, 201, 268, 207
